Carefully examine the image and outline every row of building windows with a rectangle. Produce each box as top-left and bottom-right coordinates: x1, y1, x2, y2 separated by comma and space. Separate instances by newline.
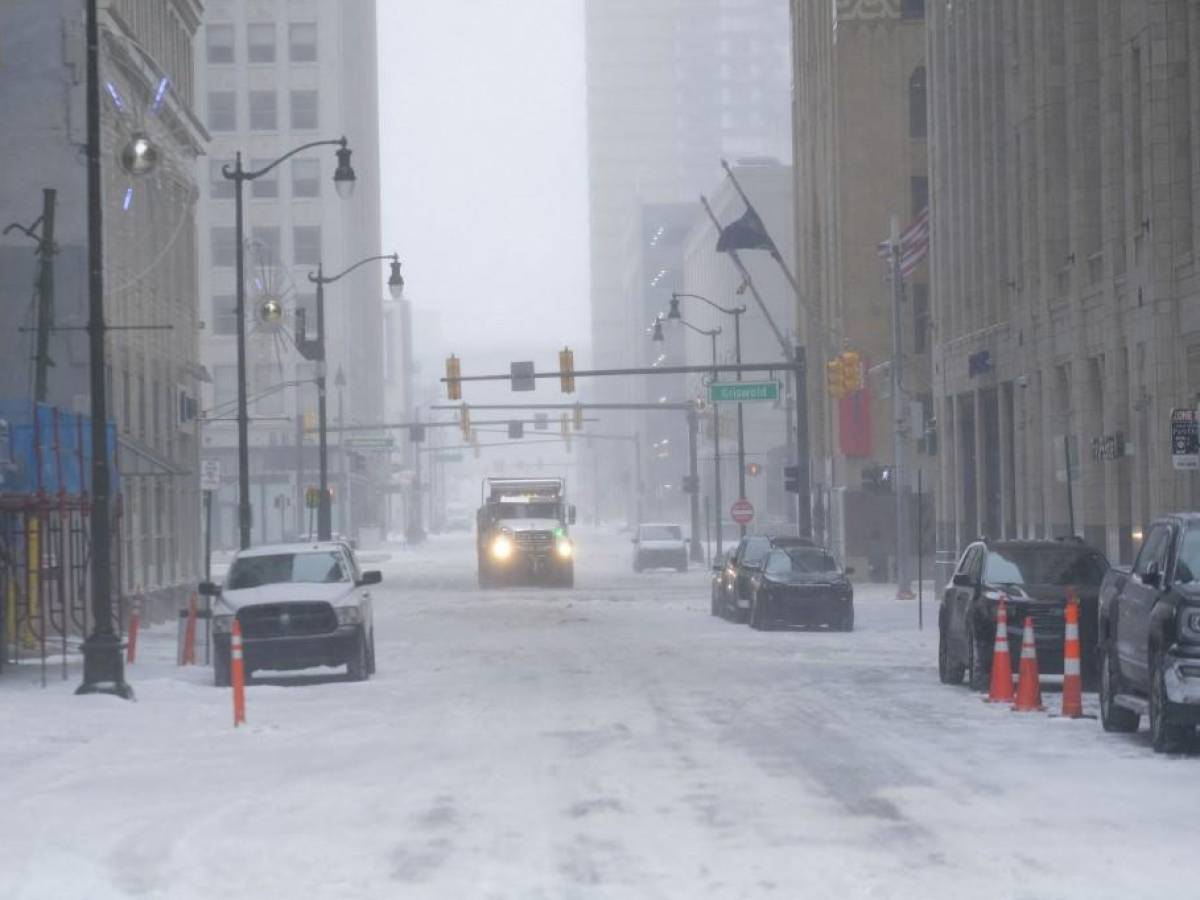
207, 89, 319, 132
207, 22, 318, 65
209, 224, 322, 269
209, 157, 322, 200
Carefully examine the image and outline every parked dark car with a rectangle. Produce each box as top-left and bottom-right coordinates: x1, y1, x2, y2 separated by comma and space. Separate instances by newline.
938, 538, 1109, 691
747, 546, 854, 631
1098, 513, 1200, 752
712, 534, 814, 622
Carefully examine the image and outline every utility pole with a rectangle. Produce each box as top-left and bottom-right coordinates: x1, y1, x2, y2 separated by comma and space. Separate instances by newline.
33, 189, 56, 403
78, 0, 131, 699
890, 214, 913, 595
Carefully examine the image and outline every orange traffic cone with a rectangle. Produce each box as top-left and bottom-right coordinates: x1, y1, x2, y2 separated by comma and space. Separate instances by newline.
231, 618, 246, 727
181, 593, 198, 666
1061, 592, 1084, 718
986, 597, 1014, 703
1012, 616, 1044, 712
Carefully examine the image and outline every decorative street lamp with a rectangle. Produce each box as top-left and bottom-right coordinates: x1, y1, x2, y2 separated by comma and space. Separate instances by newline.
671, 292, 749, 537
222, 137, 356, 550
306, 252, 403, 541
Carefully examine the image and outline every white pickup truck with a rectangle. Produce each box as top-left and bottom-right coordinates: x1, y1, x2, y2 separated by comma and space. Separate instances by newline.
201, 541, 380, 685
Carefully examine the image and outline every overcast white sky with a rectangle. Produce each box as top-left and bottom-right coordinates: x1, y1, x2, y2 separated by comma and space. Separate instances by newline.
377, 1, 591, 363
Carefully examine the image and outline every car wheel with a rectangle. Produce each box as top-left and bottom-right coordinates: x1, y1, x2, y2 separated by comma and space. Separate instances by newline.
1098, 641, 1138, 733
213, 642, 231, 688
966, 624, 990, 692
367, 631, 377, 675
938, 622, 965, 685
840, 604, 854, 632
1149, 653, 1188, 753
347, 627, 370, 682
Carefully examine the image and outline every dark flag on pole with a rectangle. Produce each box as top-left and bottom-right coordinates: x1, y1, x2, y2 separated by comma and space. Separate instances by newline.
715, 206, 776, 254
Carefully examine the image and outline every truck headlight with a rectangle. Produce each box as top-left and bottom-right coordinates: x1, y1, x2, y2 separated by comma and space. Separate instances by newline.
491, 535, 513, 560
556, 540, 573, 559
212, 614, 235, 635
335, 606, 363, 626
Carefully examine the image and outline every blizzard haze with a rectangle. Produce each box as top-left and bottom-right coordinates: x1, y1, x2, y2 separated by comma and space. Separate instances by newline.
377, 1, 590, 360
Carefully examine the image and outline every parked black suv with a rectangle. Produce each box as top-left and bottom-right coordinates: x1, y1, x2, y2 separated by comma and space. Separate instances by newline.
713, 534, 814, 622
1098, 513, 1200, 751
939, 538, 1109, 691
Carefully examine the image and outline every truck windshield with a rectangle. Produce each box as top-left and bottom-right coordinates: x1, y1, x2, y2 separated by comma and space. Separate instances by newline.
639, 525, 682, 541
495, 502, 560, 519
1176, 526, 1200, 584
983, 546, 1107, 587
226, 552, 349, 589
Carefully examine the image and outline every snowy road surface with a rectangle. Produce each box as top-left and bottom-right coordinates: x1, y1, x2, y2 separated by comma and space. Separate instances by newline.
1, 527, 1195, 899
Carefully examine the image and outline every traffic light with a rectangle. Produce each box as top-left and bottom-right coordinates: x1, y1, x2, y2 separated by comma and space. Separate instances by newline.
841, 350, 863, 393
445, 354, 462, 400
459, 404, 471, 440
560, 413, 572, 452
559, 346, 576, 393
826, 359, 846, 400
507, 420, 524, 439
573, 403, 584, 431
784, 465, 800, 493
302, 410, 317, 432
410, 424, 426, 443
746, 462, 762, 477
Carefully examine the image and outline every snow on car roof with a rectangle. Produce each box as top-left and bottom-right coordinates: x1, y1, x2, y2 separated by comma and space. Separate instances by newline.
233, 541, 349, 559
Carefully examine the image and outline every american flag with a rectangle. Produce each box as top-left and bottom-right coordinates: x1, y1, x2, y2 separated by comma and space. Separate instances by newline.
876, 206, 930, 279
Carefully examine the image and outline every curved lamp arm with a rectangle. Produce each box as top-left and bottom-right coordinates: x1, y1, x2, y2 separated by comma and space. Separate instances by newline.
308, 252, 399, 285
671, 291, 747, 318
222, 136, 348, 181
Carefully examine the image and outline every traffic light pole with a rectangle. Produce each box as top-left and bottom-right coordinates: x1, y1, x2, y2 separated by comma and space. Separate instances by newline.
889, 216, 911, 595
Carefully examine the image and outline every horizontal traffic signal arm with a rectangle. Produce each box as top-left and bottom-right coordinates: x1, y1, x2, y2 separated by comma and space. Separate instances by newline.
304, 418, 581, 433
441, 361, 800, 389
416, 432, 634, 454
429, 402, 697, 412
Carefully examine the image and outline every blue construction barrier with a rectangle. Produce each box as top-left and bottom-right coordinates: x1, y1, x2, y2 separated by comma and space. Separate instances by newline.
0, 401, 118, 496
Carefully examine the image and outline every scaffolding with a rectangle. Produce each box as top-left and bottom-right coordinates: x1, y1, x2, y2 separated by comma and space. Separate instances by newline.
0, 403, 122, 685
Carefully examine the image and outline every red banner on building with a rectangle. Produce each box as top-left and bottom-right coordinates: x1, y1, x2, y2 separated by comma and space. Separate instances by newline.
839, 386, 872, 458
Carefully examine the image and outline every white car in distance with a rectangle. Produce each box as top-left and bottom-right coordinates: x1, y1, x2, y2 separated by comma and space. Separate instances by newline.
632, 523, 689, 573
200, 541, 379, 685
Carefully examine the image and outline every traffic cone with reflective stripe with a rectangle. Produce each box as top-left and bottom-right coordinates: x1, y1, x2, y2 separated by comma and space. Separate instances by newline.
181, 593, 198, 666
1061, 592, 1084, 718
1012, 616, 1044, 712
231, 618, 246, 727
986, 597, 1014, 703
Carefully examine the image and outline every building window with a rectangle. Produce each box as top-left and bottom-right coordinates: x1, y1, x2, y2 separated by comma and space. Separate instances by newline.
292, 158, 320, 197
207, 91, 236, 131
250, 159, 279, 198
293, 225, 322, 265
211, 294, 237, 336
289, 23, 317, 62
207, 24, 235, 63
213, 365, 237, 411
249, 90, 277, 131
909, 66, 927, 138
250, 226, 281, 265
290, 90, 319, 130
210, 227, 236, 267
901, 0, 925, 19
247, 23, 276, 63
209, 159, 234, 199
253, 365, 284, 414
910, 175, 929, 216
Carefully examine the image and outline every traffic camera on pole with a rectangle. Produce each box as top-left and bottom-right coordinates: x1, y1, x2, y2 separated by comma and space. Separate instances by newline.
445, 354, 462, 400
559, 347, 575, 393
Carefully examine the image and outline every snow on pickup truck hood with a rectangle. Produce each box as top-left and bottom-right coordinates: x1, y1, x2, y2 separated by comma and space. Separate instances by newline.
215, 581, 356, 613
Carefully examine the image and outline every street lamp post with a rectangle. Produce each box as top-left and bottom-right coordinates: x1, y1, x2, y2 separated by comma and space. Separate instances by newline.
654, 315, 721, 560
306, 254, 403, 541
222, 137, 357, 550
670, 293, 747, 536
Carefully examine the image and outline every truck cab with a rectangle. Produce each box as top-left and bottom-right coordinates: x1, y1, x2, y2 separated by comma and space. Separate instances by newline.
476, 477, 576, 588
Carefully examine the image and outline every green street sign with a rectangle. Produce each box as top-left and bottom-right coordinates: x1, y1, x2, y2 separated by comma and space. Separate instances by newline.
708, 381, 780, 403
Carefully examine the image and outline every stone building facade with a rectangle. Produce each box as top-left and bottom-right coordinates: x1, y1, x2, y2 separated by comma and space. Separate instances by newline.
929, 0, 1200, 566
791, 0, 931, 567
0, 0, 208, 611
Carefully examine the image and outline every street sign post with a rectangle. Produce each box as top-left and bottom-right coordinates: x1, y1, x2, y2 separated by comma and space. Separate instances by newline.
200, 458, 222, 492
708, 380, 780, 404
731, 498, 755, 526
1171, 408, 1199, 470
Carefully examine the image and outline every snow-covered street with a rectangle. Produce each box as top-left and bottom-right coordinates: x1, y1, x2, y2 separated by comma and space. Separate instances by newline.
1, 527, 1195, 899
